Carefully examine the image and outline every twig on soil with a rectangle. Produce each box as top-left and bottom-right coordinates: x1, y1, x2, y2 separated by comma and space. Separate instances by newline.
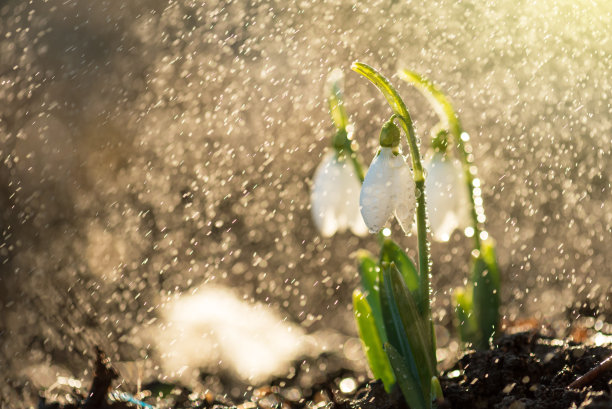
568, 354, 612, 389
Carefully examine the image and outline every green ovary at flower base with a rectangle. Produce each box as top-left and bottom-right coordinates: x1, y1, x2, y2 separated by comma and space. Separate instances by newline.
399, 69, 501, 350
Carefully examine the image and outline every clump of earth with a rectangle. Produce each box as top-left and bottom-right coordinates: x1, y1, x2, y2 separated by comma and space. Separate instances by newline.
39, 332, 611, 409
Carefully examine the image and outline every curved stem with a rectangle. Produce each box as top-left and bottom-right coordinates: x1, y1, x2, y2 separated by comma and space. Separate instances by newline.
348, 152, 365, 183
333, 129, 365, 183
398, 70, 483, 249
351, 62, 431, 318
328, 72, 366, 182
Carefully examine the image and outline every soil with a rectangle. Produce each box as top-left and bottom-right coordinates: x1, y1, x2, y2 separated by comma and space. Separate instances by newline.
440, 332, 612, 409
38, 332, 612, 409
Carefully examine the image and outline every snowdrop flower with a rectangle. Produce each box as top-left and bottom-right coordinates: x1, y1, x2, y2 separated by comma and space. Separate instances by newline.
359, 121, 415, 234
424, 152, 470, 241
311, 152, 368, 237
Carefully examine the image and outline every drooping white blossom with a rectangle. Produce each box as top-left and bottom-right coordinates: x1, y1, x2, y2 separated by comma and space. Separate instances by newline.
424, 152, 471, 241
311, 152, 368, 237
359, 147, 415, 234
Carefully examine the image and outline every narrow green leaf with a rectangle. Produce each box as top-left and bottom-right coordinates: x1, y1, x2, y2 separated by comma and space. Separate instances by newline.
430, 376, 444, 401
356, 250, 386, 342
357, 250, 379, 297
481, 239, 501, 292
353, 290, 395, 392
379, 265, 420, 385
454, 285, 478, 346
387, 264, 435, 399
379, 239, 419, 296
471, 251, 500, 349
398, 69, 461, 139
385, 343, 429, 409
328, 70, 349, 130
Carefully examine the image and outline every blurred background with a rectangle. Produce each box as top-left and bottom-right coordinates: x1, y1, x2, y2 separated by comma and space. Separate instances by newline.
1, 0, 611, 405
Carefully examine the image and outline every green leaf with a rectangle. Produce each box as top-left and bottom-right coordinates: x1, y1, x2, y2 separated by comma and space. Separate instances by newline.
386, 264, 435, 399
357, 250, 385, 342
481, 239, 501, 291
385, 343, 429, 409
430, 376, 444, 402
398, 69, 461, 139
328, 70, 349, 130
454, 285, 478, 347
379, 239, 419, 297
379, 265, 420, 385
471, 240, 501, 349
353, 290, 395, 392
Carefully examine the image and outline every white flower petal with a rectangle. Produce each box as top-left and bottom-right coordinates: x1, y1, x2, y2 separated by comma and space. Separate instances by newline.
338, 162, 369, 236
390, 154, 416, 235
311, 152, 343, 237
453, 162, 473, 230
360, 148, 395, 233
425, 153, 468, 241
430, 212, 458, 242
333, 160, 356, 231
311, 152, 367, 237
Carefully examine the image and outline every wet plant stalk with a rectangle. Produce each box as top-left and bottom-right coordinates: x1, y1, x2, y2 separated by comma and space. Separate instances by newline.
328, 70, 365, 182
351, 62, 431, 321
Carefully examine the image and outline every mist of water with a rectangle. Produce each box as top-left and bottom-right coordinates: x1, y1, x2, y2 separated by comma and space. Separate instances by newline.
1, 0, 611, 404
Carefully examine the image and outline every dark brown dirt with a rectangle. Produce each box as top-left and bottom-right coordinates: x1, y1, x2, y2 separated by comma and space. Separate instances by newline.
39, 332, 612, 409
440, 332, 612, 409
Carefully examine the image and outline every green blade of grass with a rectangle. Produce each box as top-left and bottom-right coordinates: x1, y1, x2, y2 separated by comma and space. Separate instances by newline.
385, 343, 429, 409
454, 285, 478, 347
379, 238, 419, 297
353, 290, 395, 392
430, 376, 444, 401
387, 264, 435, 399
379, 264, 421, 388
357, 250, 386, 343
471, 241, 501, 349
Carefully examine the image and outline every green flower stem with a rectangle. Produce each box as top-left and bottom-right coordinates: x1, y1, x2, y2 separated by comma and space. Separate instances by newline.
349, 154, 365, 183
351, 62, 431, 319
328, 73, 365, 182
398, 70, 482, 250
332, 129, 365, 183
